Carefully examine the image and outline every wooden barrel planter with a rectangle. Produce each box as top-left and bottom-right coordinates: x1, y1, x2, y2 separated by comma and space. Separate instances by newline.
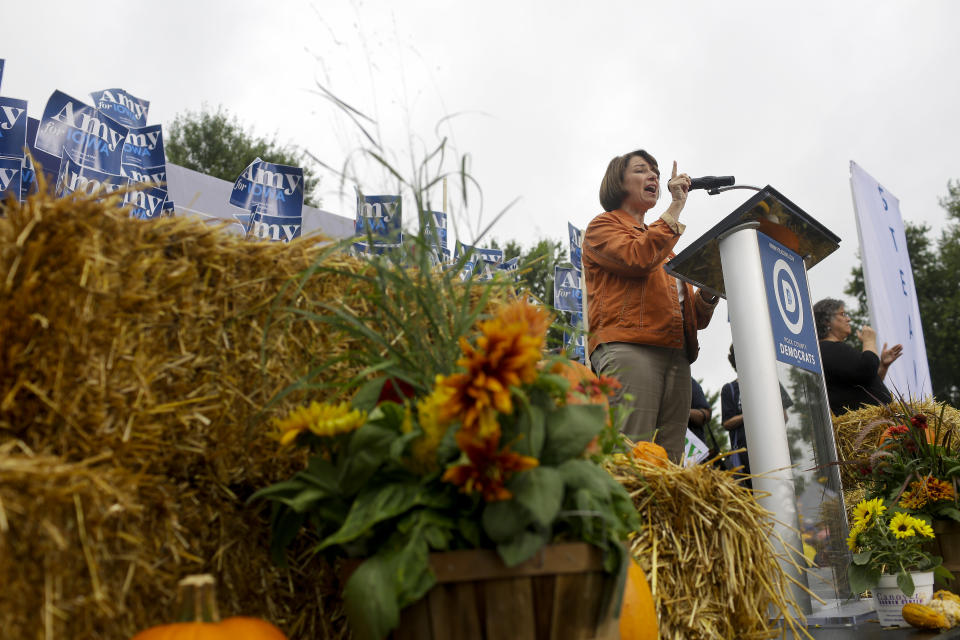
349, 542, 624, 640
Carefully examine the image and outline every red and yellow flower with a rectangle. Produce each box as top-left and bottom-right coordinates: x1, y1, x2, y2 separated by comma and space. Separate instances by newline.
438, 299, 550, 438
442, 431, 539, 502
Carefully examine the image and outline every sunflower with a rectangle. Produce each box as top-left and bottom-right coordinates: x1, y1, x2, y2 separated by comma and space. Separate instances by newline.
908, 515, 935, 539
439, 299, 550, 436
846, 523, 863, 551
852, 498, 886, 527
405, 384, 455, 472
926, 477, 955, 502
274, 401, 367, 446
889, 512, 916, 539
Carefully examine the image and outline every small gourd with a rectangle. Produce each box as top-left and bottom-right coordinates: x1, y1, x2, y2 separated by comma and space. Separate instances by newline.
631, 441, 670, 468
130, 574, 288, 640
902, 602, 950, 631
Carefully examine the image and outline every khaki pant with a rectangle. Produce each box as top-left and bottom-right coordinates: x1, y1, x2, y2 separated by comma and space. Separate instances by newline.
590, 342, 691, 463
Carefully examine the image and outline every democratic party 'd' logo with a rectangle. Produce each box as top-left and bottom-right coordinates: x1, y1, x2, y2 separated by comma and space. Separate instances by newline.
773, 259, 803, 334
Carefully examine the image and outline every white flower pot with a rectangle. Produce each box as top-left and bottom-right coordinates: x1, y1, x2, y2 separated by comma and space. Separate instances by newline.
874, 571, 935, 626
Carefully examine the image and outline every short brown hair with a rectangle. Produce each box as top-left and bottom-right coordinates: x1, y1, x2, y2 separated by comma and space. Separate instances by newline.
598, 149, 659, 212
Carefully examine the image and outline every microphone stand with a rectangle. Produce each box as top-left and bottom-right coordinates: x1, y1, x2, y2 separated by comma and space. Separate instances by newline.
704, 184, 762, 196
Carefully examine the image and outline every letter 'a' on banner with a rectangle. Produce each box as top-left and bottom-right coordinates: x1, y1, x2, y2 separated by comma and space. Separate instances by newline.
849, 161, 931, 399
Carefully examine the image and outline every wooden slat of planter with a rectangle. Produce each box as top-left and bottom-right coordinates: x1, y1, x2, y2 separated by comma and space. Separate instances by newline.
425, 581, 484, 640
532, 575, 556, 640
483, 576, 537, 640
430, 542, 603, 583
549, 571, 607, 640
394, 598, 433, 640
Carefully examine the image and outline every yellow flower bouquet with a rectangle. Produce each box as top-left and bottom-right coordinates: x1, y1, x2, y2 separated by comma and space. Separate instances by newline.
847, 497, 952, 596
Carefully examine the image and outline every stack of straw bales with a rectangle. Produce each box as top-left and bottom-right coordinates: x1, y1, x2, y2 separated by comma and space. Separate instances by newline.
1, 189, 364, 639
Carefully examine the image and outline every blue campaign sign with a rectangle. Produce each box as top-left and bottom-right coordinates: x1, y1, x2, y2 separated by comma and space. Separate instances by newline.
425, 210, 447, 251
355, 191, 401, 239
121, 124, 165, 172
25, 117, 61, 189
0, 59, 4, 91
125, 185, 168, 220
121, 163, 166, 186
161, 198, 175, 217
0, 97, 28, 159
554, 265, 583, 313
568, 222, 583, 271
91, 88, 149, 128
0, 156, 22, 202
35, 90, 128, 174
55, 152, 126, 199
230, 158, 304, 219
758, 232, 821, 374
244, 208, 302, 243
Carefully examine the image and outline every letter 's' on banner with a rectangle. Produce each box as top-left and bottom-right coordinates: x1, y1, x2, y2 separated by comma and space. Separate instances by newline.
849, 160, 931, 398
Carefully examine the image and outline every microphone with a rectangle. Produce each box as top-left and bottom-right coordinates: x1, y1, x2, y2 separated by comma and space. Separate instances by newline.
689, 176, 735, 191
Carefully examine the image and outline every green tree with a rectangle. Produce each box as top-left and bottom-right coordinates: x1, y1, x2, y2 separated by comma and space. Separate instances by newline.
844, 180, 960, 406
492, 238, 569, 348
165, 106, 321, 207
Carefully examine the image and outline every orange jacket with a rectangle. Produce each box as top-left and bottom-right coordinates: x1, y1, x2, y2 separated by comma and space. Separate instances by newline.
583, 209, 717, 362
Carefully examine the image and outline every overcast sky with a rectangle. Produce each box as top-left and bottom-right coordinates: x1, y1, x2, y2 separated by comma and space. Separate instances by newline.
4, 0, 959, 417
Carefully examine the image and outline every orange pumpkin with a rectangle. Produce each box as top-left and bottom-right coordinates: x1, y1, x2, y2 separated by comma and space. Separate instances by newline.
631, 441, 670, 468
131, 575, 287, 640
620, 557, 659, 639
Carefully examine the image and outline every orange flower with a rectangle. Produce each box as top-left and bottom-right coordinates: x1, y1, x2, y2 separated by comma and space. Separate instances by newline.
439, 299, 550, 436
441, 431, 539, 502
899, 477, 956, 510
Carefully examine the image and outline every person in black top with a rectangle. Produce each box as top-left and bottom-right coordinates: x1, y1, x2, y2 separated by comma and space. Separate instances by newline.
687, 377, 712, 444
721, 344, 793, 485
813, 298, 902, 415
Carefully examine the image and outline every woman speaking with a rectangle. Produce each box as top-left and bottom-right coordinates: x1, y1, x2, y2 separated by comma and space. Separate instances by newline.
583, 149, 718, 462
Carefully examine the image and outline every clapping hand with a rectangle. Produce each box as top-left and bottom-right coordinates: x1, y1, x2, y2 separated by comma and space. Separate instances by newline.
881, 343, 903, 367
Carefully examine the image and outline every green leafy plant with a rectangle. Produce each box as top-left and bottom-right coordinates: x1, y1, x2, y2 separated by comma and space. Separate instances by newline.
846, 497, 952, 596
250, 243, 637, 640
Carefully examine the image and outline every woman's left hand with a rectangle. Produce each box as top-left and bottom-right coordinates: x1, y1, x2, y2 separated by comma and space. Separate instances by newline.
880, 343, 903, 366
668, 161, 691, 203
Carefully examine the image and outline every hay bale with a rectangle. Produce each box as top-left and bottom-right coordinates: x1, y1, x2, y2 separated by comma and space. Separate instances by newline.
832, 399, 960, 497
1, 188, 367, 639
609, 454, 814, 640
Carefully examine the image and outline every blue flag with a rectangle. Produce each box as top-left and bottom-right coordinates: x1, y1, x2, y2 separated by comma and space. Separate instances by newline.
0, 156, 21, 202
35, 90, 128, 174
0, 97, 27, 160
91, 88, 149, 128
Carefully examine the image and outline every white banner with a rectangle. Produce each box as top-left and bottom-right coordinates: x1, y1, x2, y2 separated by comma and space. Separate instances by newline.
849, 161, 931, 398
